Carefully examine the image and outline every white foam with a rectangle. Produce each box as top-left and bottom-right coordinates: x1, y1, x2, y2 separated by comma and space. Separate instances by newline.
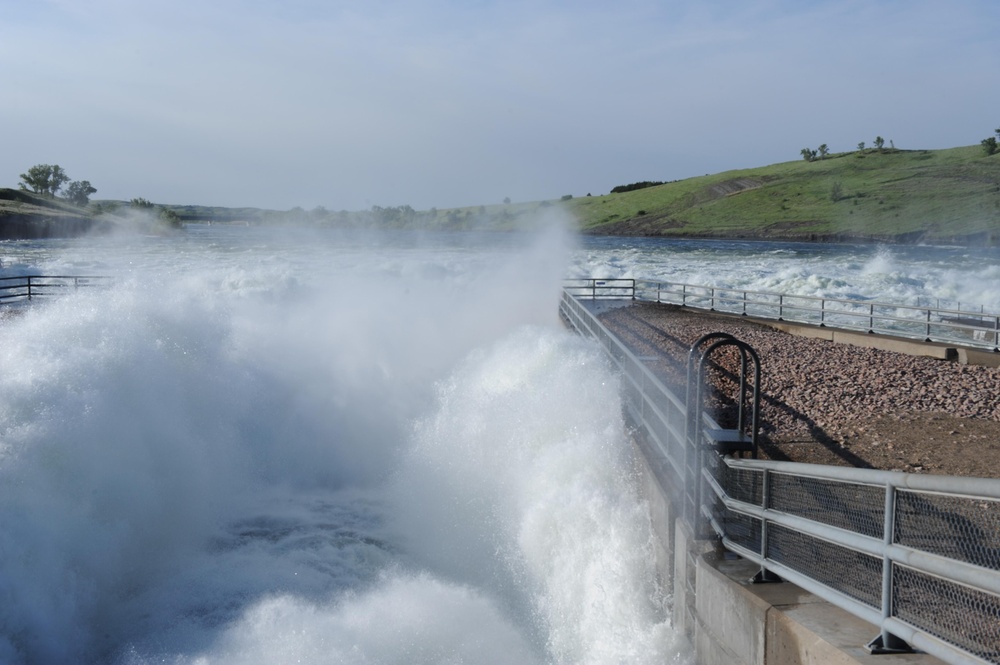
0, 218, 690, 664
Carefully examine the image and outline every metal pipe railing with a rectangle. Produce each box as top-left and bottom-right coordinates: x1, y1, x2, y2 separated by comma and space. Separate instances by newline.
560, 286, 1000, 664
0, 275, 114, 304
570, 277, 1000, 351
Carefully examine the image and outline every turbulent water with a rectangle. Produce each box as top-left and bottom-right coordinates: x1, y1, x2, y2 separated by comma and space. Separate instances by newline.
572, 236, 1000, 313
0, 223, 995, 664
0, 221, 688, 665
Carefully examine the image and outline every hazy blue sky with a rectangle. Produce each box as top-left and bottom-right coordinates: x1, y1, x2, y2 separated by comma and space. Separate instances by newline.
2, 0, 998, 211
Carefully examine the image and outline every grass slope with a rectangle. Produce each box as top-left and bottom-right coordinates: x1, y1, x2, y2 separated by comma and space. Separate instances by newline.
568, 146, 1000, 244
0, 188, 96, 239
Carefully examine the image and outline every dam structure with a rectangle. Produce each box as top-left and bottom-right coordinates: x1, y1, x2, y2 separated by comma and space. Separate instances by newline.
561, 280, 1000, 665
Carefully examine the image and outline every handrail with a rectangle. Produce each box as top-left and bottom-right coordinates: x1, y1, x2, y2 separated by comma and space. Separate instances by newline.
562, 277, 635, 300
566, 277, 1000, 351
560, 286, 1000, 664
0, 275, 114, 304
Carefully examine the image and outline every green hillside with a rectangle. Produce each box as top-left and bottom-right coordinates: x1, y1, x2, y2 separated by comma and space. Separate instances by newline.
0, 188, 98, 238
4, 144, 1000, 243
568, 146, 1000, 244
0, 189, 188, 238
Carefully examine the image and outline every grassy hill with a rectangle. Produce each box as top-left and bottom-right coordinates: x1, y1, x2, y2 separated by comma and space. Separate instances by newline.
4, 144, 999, 244
0, 188, 99, 239
0, 189, 190, 238
568, 145, 1000, 244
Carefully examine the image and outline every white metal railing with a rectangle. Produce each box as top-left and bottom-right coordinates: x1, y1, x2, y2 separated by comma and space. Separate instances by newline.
566, 277, 1000, 351
0, 275, 114, 304
560, 287, 1000, 664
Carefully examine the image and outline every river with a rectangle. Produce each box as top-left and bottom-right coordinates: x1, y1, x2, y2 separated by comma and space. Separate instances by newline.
0, 221, 993, 663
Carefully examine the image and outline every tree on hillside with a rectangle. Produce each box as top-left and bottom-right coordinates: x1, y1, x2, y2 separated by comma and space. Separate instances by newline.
818, 144, 829, 159
66, 180, 97, 206
830, 181, 844, 202
857, 142, 865, 152
800, 147, 818, 162
983, 129, 1000, 156
19, 164, 70, 197
159, 207, 182, 229
874, 136, 885, 151
130, 197, 154, 208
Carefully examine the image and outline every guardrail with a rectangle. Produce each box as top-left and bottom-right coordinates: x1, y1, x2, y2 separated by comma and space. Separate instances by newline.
560, 286, 1000, 664
563, 277, 636, 301
567, 277, 1000, 351
0, 275, 114, 304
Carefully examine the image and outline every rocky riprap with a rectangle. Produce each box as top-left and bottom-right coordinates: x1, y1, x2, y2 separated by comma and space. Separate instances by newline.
595, 302, 1000, 477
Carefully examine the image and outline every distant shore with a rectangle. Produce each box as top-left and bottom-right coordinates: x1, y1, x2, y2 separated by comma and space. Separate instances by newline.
578, 224, 1000, 247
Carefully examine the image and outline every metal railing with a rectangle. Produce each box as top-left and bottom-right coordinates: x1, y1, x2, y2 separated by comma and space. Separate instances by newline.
0, 275, 114, 304
563, 277, 636, 300
567, 277, 1000, 351
560, 286, 1000, 664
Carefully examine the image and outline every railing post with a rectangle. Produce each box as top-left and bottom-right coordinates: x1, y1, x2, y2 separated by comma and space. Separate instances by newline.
925, 309, 932, 341
742, 291, 747, 316
869, 303, 875, 333
749, 464, 780, 584
820, 299, 826, 326
27, 277, 33, 301
778, 294, 784, 321
711, 287, 716, 311
682, 283, 687, 306
868, 482, 911, 654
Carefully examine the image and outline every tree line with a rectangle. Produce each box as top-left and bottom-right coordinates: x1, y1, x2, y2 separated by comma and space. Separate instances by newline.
800, 137, 895, 162
15, 163, 182, 229
18, 164, 97, 205
802, 128, 1000, 162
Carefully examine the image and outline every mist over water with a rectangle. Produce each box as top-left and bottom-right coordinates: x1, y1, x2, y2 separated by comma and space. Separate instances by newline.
0, 222, 691, 664
3, 226, 989, 663
573, 236, 1000, 312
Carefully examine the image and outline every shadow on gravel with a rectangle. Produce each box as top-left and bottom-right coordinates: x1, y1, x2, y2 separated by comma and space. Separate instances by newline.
606, 308, 876, 469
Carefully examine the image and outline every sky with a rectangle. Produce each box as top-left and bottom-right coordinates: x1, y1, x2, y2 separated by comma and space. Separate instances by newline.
2, 0, 999, 211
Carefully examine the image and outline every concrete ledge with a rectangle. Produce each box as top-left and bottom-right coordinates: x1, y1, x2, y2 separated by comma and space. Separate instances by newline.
751, 317, 961, 362
697, 552, 945, 665
766, 321, 835, 341
829, 329, 957, 361
958, 346, 1000, 367
670, 305, 1000, 365
695, 553, 770, 665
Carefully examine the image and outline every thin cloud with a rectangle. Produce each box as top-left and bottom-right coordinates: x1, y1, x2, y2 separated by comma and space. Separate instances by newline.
1, 0, 998, 210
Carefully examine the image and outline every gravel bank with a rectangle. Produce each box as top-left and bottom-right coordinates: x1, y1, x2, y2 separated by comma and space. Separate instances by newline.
597, 302, 1000, 477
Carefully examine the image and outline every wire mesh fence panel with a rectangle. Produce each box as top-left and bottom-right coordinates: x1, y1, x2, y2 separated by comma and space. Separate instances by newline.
720, 464, 764, 506
720, 506, 761, 554
770, 473, 885, 539
896, 490, 1000, 571
767, 523, 883, 609
894, 564, 1000, 663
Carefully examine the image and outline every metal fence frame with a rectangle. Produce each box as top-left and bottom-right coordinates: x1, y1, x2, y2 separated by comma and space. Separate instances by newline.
560, 286, 1000, 665
0, 275, 114, 304
566, 277, 1000, 352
